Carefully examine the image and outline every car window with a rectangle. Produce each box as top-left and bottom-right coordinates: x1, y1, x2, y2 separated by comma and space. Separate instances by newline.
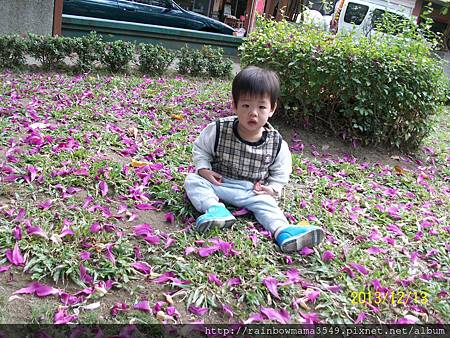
371, 9, 409, 33
135, 0, 168, 7
344, 2, 369, 25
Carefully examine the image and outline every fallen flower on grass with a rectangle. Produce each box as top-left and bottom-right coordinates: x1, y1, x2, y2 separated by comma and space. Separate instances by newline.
165, 212, 175, 224
260, 307, 290, 324
227, 277, 241, 287
208, 274, 223, 286
321, 250, 335, 262
188, 305, 208, 316
6, 242, 25, 265
111, 302, 128, 317
0, 265, 12, 273
79, 264, 93, 284
222, 304, 233, 318
54, 307, 78, 324
299, 247, 314, 256
262, 277, 280, 299
98, 181, 108, 196
14, 282, 59, 297
349, 262, 369, 275
244, 312, 264, 324
132, 261, 151, 275
134, 300, 151, 312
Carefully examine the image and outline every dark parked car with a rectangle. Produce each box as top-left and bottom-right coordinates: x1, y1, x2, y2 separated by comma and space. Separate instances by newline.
63, 0, 235, 35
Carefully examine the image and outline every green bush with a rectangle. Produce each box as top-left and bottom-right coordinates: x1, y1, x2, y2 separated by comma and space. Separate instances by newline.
27, 34, 71, 69
239, 17, 448, 150
138, 43, 175, 76
201, 45, 233, 78
0, 34, 28, 69
177, 46, 207, 76
101, 40, 135, 72
70, 32, 105, 72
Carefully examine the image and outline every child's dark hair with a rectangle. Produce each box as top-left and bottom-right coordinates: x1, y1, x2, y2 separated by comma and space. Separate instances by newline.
232, 66, 280, 108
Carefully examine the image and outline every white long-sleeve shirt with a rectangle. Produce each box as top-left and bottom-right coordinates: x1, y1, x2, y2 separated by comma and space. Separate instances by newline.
193, 120, 292, 195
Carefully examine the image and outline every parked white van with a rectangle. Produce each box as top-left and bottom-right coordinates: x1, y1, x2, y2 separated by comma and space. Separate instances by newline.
331, 0, 416, 37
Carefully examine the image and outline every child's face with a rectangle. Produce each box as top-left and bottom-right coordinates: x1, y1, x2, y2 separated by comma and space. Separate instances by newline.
232, 94, 276, 136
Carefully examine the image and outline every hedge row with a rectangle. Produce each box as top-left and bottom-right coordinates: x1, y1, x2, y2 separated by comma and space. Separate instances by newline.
239, 18, 448, 150
0, 32, 232, 78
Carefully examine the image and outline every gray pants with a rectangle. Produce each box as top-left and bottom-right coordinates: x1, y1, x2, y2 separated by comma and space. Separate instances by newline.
184, 173, 289, 234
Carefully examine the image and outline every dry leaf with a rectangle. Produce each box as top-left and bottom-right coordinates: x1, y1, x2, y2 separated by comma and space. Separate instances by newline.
171, 114, 184, 120
131, 159, 148, 168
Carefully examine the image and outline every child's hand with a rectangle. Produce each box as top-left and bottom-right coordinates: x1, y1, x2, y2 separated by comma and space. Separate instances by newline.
198, 169, 223, 185
253, 181, 277, 197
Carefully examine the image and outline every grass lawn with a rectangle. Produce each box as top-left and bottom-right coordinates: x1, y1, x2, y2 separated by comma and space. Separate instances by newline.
0, 70, 448, 326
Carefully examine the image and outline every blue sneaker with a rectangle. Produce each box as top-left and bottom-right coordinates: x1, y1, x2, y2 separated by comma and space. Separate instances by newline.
276, 224, 324, 253
195, 205, 236, 233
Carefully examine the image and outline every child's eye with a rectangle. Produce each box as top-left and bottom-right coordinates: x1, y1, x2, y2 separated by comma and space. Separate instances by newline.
259, 106, 267, 109
242, 104, 249, 108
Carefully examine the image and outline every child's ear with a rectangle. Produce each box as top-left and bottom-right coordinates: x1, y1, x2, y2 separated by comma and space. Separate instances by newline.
269, 102, 277, 117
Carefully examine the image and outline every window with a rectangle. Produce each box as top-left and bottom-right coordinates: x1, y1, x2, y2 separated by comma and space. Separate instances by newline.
371, 9, 411, 35
134, 0, 168, 7
344, 2, 369, 25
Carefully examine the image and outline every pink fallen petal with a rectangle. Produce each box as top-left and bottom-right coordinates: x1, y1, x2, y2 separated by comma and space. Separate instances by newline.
132, 261, 151, 274
244, 312, 264, 324
208, 274, 223, 286
83, 195, 93, 208
111, 302, 128, 317
188, 305, 208, 316
349, 262, 369, 275
198, 246, 219, 257
80, 264, 93, 284
262, 277, 280, 299
117, 204, 128, 214
321, 250, 335, 262
39, 199, 53, 210
396, 315, 419, 324
366, 246, 387, 255
14, 282, 42, 295
144, 235, 160, 245
14, 208, 26, 222
105, 243, 116, 264
133, 300, 151, 312
60, 292, 81, 306
89, 222, 102, 233
164, 212, 175, 224
6, 242, 25, 265
26, 225, 47, 238
166, 306, 181, 318
28, 165, 38, 182
299, 247, 314, 255
12, 225, 22, 240
59, 225, 74, 238
164, 237, 175, 249
222, 304, 233, 318
185, 247, 197, 255
54, 307, 78, 324
227, 277, 241, 287
260, 307, 290, 324
328, 284, 341, 293
35, 284, 60, 297
135, 203, 157, 210
300, 311, 319, 324
306, 290, 321, 303
355, 312, 367, 324
133, 223, 153, 236
99, 181, 108, 196
153, 272, 176, 284
0, 265, 12, 273
80, 251, 91, 260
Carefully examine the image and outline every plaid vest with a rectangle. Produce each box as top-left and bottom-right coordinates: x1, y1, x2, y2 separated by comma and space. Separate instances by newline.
211, 116, 282, 183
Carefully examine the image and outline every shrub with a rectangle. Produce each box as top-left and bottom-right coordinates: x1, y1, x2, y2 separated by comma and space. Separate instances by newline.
138, 43, 175, 76
101, 40, 135, 72
27, 33, 71, 69
69, 32, 105, 72
201, 45, 233, 78
239, 17, 448, 150
0, 34, 28, 69
177, 46, 207, 76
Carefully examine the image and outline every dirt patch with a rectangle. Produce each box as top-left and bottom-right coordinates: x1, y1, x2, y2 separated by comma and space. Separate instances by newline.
273, 119, 420, 171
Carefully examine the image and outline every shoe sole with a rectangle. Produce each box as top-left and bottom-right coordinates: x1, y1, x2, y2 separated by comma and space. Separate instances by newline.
280, 228, 325, 253
195, 217, 236, 233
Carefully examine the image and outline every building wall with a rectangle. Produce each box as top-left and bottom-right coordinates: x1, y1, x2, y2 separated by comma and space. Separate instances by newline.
0, 0, 55, 36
